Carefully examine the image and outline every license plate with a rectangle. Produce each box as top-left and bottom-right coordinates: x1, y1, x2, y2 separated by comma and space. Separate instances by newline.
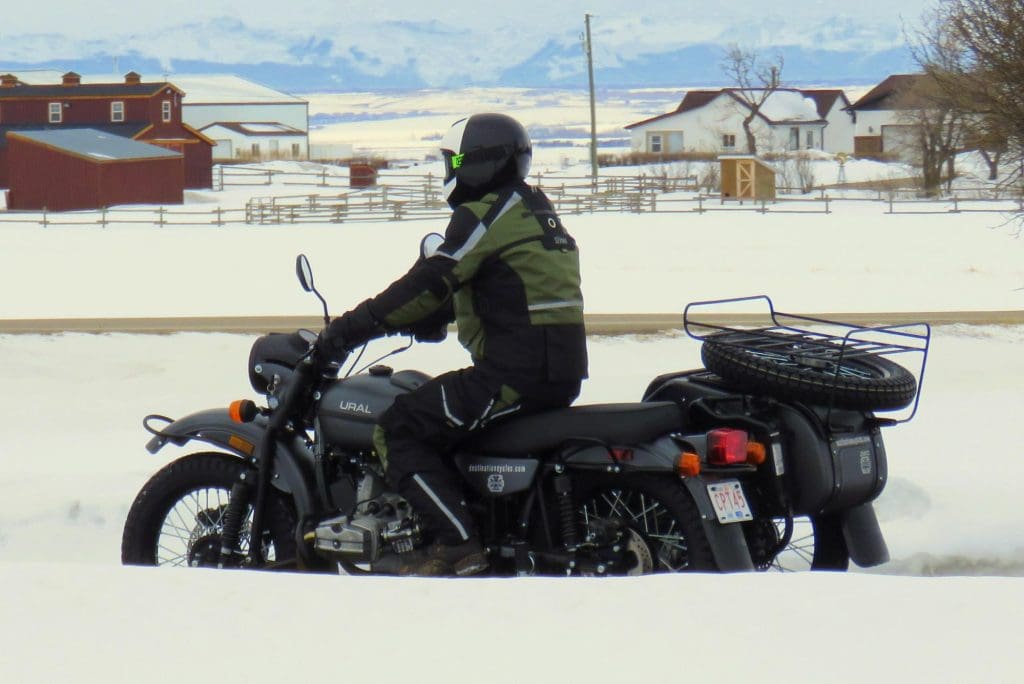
706, 480, 754, 524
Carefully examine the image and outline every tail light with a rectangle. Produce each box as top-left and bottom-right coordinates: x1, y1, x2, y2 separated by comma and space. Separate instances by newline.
708, 428, 748, 465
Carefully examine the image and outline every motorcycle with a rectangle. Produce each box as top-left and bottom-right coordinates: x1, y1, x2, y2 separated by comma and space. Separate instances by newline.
122, 238, 930, 575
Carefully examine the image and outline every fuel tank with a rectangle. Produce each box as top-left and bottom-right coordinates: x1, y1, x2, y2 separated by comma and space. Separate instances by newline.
318, 367, 431, 450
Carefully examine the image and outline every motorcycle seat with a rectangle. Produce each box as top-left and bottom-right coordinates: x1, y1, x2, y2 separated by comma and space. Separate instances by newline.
465, 401, 683, 455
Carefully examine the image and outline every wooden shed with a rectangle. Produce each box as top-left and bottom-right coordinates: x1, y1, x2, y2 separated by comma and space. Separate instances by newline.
719, 155, 777, 201
5, 128, 183, 211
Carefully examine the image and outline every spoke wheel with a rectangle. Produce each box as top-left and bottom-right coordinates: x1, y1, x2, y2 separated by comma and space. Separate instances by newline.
122, 452, 296, 568
748, 515, 849, 572
702, 333, 918, 411
575, 473, 716, 573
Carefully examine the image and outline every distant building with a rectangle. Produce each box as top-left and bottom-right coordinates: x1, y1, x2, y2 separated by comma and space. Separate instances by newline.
846, 74, 927, 160
6, 128, 183, 211
0, 71, 213, 189
626, 88, 855, 155
167, 75, 309, 162
198, 122, 307, 161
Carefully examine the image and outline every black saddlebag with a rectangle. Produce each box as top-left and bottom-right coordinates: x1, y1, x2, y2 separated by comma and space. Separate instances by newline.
775, 404, 887, 515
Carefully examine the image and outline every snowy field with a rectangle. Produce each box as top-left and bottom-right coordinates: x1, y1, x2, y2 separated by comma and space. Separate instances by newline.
3, 92, 1024, 681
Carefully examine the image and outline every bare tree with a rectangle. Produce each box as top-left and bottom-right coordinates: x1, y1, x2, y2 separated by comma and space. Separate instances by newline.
892, 74, 969, 195
721, 46, 784, 157
911, 1, 1024, 188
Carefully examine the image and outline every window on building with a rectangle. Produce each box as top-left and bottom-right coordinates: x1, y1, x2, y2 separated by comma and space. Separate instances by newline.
291, 143, 301, 158
789, 127, 800, 151
111, 101, 125, 122
49, 102, 62, 124
722, 134, 736, 148
649, 133, 663, 153
806, 130, 815, 149
161, 100, 172, 122
251, 143, 261, 157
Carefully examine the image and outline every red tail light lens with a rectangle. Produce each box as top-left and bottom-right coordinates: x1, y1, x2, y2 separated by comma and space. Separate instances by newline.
708, 428, 749, 465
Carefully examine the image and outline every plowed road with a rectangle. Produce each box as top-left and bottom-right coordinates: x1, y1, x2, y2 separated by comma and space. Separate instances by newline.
1, 311, 1021, 335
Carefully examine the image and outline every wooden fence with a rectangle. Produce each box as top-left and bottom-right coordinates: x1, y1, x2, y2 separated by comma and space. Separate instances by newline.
1, 168, 1021, 227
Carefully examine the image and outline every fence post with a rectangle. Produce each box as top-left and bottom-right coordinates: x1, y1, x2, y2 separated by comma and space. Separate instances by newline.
215, 207, 224, 226
321, 169, 328, 187
888, 196, 894, 214
99, 207, 107, 228
157, 207, 165, 227
697, 195, 704, 214
825, 196, 831, 215
42, 207, 48, 228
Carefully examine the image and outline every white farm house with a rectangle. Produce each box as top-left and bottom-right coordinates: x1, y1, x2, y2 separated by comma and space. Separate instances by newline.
626, 88, 855, 155
169, 75, 310, 161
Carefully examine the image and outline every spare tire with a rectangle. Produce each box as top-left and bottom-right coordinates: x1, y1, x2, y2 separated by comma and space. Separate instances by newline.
701, 332, 917, 411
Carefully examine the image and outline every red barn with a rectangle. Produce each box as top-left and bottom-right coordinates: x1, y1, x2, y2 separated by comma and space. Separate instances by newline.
6, 128, 183, 211
0, 71, 213, 189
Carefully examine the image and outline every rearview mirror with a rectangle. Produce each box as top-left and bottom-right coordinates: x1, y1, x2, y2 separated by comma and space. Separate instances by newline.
420, 233, 444, 260
296, 254, 314, 292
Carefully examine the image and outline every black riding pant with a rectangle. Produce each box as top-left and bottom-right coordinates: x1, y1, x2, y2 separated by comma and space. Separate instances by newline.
374, 366, 580, 545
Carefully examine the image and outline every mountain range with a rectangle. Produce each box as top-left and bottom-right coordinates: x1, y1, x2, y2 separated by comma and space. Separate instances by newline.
0, 13, 921, 93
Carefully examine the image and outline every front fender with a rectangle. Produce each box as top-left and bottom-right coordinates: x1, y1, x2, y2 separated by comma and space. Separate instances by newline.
145, 408, 317, 518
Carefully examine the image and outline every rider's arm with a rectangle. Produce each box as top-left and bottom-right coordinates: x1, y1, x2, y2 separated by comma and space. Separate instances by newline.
320, 205, 481, 354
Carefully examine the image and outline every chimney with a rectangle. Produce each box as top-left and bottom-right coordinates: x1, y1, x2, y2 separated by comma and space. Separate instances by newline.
62, 71, 81, 86
124, 71, 141, 85
1, 73, 18, 88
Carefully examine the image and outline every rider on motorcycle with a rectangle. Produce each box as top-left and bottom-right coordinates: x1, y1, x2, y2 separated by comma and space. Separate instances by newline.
319, 113, 589, 576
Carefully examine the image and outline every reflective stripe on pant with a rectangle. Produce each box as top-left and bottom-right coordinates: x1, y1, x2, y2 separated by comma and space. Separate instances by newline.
375, 367, 517, 544
375, 366, 581, 545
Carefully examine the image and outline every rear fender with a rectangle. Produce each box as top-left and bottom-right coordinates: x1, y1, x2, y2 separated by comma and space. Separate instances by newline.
145, 408, 316, 518
682, 476, 755, 572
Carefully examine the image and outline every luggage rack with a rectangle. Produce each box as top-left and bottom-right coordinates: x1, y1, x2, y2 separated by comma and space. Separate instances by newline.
683, 295, 931, 422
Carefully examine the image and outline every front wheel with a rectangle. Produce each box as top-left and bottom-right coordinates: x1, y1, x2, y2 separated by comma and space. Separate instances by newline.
574, 473, 717, 573
121, 452, 296, 568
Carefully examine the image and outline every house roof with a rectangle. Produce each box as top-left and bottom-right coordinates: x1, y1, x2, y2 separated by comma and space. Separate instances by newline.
847, 74, 927, 111
0, 81, 181, 99
158, 75, 306, 105
0, 123, 150, 149
626, 87, 834, 130
7, 128, 182, 162
802, 90, 849, 118
199, 121, 307, 136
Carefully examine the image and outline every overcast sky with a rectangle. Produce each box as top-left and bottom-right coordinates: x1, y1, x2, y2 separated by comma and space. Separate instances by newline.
0, 0, 933, 83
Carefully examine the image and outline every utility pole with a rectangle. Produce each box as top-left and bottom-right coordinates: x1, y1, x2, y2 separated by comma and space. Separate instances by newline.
584, 13, 598, 181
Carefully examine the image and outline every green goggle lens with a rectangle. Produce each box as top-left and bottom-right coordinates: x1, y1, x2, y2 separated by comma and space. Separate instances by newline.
450, 153, 465, 169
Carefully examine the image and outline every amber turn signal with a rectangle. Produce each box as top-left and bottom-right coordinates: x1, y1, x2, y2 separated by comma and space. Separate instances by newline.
228, 399, 258, 423
676, 452, 701, 477
746, 441, 767, 466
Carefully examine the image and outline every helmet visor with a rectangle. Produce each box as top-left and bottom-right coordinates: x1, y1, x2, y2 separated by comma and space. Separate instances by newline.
442, 149, 465, 185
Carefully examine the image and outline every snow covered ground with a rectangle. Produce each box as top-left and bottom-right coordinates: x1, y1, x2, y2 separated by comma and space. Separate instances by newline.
3, 129, 1024, 680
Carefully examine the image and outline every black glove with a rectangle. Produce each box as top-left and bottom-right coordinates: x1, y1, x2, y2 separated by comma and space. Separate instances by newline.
319, 300, 381, 360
